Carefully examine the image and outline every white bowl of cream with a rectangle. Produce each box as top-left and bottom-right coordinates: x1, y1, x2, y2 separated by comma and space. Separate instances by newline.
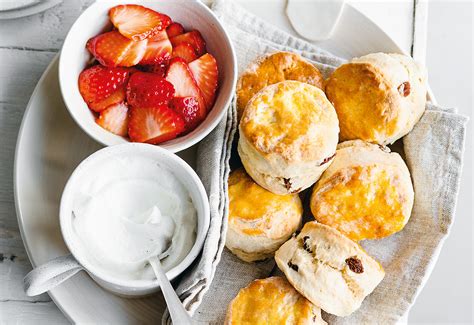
53, 143, 209, 296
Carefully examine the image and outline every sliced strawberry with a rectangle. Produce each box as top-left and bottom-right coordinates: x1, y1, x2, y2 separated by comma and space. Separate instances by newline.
169, 97, 203, 133
87, 31, 147, 67
128, 105, 185, 144
78, 65, 132, 112
96, 102, 129, 136
165, 58, 206, 119
126, 72, 175, 108
140, 62, 168, 77
171, 43, 198, 63
139, 30, 172, 65
109, 4, 171, 41
166, 22, 184, 38
189, 53, 219, 111
170, 31, 206, 56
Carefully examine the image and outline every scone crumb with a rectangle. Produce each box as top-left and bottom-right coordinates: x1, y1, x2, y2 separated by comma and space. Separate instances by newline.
345, 256, 364, 274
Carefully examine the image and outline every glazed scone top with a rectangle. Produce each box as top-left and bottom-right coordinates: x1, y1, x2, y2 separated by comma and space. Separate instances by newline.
310, 140, 414, 241
236, 51, 324, 118
228, 169, 302, 238
225, 276, 326, 325
325, 52, 427, 144
240, 80, 339, 163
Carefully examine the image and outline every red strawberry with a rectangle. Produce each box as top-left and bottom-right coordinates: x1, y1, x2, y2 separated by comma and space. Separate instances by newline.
126, 72, 175, 108
165, 58, 206, 119
87, 31, 147, 67
140, 62, 168, 77
169, 97, 203, 133
96, 102, 129, 136
109, 4, 171, 41
170, 31, 206, 56
189, 53, 219, 111
78, 65, 132, 112
128, 105, 185, 144
171, 43, 198, 63
139, 31, 172, 65
166, 22, 184, 38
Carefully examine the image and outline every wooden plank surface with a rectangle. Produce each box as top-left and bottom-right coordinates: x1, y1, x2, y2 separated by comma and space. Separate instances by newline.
0, 0, 418, 323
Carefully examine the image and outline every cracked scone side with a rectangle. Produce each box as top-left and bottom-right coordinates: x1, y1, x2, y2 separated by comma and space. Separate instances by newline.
275, 222, 385, 317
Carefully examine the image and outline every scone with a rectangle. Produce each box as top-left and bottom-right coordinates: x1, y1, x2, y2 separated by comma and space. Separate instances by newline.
275, 222, 385, 317
226, 169, 303, 262
225, 276, 326, 325
310, 140, 414, 241
325, 52, 427, 144
238, 80, 339, 195
236, 51, 324, 119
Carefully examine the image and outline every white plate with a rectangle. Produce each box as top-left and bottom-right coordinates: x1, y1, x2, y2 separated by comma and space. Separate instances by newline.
14, 3, 433, 323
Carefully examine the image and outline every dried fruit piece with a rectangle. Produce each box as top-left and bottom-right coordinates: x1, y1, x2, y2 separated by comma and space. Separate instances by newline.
345, 256, 364, 274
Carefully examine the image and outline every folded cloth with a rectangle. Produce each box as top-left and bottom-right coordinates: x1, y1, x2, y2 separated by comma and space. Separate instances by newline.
163, 1, 468, 323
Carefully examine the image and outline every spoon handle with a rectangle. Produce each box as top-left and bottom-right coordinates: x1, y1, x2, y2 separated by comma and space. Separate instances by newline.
149, 256, 194, 324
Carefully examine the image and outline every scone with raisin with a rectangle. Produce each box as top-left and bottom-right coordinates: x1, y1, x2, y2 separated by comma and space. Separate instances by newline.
236, 51, 324, 119
225, 276, 326, 324
275, 222, 385, 317
326, 52, 427, 144
310, 140, 414, 241
238, 80, 339, 195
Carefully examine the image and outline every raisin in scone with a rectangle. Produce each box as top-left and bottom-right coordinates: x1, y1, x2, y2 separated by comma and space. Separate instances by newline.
275, 222, 385, 317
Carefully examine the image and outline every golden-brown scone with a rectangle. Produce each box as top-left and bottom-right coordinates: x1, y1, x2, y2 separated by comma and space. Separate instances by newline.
275, 222, 385, 317
325, 52, 427, 144
238, 80, 339, 195
236, 51, 324, 119
225, 276, 326, 325
310, 140, 414, 241
226, 169, 302, 262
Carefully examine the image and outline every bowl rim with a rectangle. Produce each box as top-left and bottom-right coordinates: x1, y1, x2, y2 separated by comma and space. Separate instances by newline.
59, 143, 210, 289
58, 0, 237, 153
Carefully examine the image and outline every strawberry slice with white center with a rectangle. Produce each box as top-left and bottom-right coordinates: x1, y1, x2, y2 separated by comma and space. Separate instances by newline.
139, 30, 172, 65
78, 65, 133, 112
165, 58, 206, 119
109, 4, 171, 41
128, 105, 185, 144
171, 43, 197, 63
189, 53, 219, 111
169, 97, 203, 133
96, 102, 129, 136
87, 31, 147, 67
166, 22, 184, 38
170, 30, 207, 56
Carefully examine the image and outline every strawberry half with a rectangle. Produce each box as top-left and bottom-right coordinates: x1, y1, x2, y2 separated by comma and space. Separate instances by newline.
165, 58, 206, 119
139, 30, 172, 65
87, 31, 147, 67
128, 105, 185, 144
170, 31, 206, 56
171, 43, 197, 63
96, 102, 129, 136
166, 22, 184, 39
109, 4, 171, 41
169, 97, 203, 133
189, 53, 219, 111
78, 65, 132, 112
126, 72, 175, 108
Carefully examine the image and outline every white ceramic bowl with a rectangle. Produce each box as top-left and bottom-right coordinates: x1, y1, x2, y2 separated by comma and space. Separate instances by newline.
59, 0, 237, 152
61, 143, 210, 296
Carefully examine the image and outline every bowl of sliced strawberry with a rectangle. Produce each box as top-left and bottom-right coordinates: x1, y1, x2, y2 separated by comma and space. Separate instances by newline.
59, 0, 237, 152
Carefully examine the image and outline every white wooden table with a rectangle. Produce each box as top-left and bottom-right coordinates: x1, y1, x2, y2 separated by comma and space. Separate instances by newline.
0, 0, 472, 323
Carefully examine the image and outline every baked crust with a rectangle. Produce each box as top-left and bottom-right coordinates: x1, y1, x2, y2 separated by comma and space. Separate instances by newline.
310, 140, 414, 241
225, 276, 326, 324
238, 80, 339, 194
236, 51, 324, 120
226, 169, 302, 262
275, 222, 385, 317
325, 52, 427, 144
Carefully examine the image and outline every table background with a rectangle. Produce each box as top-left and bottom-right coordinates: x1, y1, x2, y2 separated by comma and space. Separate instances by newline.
0, 0, 472, 323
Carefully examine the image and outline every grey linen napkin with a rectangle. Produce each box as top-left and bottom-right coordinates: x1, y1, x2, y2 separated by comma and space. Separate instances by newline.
163, 1, 468, 324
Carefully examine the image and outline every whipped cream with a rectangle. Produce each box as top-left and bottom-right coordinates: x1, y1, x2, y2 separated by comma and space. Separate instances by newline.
71, 155, 196, 281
